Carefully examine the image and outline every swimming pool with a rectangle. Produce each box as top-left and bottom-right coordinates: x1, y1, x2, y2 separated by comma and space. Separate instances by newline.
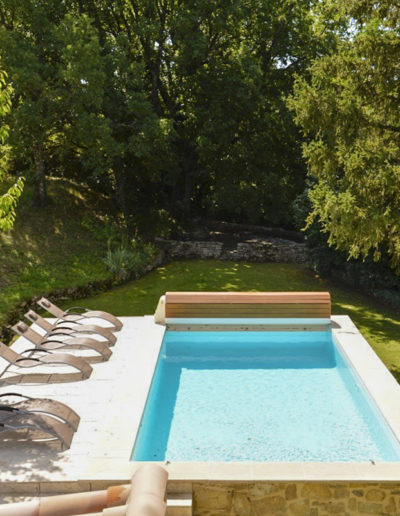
132, 330, 400, 462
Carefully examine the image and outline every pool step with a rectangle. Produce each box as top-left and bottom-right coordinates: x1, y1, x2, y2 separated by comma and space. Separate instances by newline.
167, 492, 193, 516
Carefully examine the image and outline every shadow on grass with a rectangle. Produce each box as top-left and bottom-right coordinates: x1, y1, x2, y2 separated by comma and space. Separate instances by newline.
62, 260, 400, 375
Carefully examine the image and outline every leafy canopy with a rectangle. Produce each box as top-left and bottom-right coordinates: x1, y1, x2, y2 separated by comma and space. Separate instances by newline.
0, 0, 323, 232
0, 67, 23, 231
289, 0, 400, 266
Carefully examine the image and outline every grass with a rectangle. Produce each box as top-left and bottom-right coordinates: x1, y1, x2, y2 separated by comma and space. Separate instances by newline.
0, 177, 119, 323
2, 179, 400, 379
62, 260, 400, 379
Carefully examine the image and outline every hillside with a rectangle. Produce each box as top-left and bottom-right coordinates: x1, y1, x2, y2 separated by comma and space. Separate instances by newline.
0, 177, 119, 324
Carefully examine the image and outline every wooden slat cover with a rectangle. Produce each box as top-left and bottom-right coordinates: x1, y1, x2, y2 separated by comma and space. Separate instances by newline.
165, 292, 331, 319
166, 292, 330, 303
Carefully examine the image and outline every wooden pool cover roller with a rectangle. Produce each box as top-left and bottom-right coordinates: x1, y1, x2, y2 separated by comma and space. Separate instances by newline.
154, 291, 332, 324
0, 464, 168, 516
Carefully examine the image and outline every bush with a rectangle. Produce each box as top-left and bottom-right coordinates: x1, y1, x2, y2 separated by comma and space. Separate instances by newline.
103, 240, 156, 282
292, 188, 400, 312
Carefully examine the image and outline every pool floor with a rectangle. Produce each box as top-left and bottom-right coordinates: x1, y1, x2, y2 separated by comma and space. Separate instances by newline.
132, 331, 400, 462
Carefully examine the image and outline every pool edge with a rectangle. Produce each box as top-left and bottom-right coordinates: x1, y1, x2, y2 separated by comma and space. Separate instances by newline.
85, 314, 400, 483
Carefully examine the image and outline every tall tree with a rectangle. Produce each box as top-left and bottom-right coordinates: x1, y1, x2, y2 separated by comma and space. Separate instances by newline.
0, 67, 23, 231
1, 0, 323, 233
72, 0, 321, 230
0, 1, 67, 205
0, 2, 110, 206
289, 0, 400, 266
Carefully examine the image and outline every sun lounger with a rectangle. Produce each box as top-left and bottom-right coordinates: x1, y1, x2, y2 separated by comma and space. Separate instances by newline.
0, 410, 74, 450
12, 322, 112, 363
0, 392, 80, 430
25, 309, 117, 346
37, 297, 123, 332
0, 341, 92, 384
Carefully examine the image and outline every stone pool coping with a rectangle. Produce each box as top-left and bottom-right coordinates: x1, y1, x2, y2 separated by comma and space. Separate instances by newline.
87, 314, 400, 484
1, 314, 400, 493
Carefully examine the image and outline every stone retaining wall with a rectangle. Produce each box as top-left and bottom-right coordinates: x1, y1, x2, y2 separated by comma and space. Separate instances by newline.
193, 482, 400, 515
157, 238, 309, 264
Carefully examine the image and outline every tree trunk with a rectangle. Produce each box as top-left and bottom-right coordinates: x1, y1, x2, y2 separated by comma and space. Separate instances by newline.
32, 143, 48, 207
182, 140, 196, 217
183, 168, 192, 217
113, 158, 135, 236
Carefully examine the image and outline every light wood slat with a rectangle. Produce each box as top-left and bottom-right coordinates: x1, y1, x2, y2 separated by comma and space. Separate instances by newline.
166, 291, 331, 297
167, 292, 330, 297
167, 303, 330, 311
166, 310, 331, 316
166, 312, 330, 317
167, 314, 330, 319
166, 308, 330, 314
166, 292, 330, 304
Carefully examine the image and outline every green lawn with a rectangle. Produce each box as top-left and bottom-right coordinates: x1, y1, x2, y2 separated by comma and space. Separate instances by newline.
62, 260, 400, 380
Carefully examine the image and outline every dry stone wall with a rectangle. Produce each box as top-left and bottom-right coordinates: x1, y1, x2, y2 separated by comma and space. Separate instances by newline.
193, 482, 400, 516
156, 238, 309, 264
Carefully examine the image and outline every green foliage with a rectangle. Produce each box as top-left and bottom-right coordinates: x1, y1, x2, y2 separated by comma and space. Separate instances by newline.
299, 210, 400, 312
0, 3, 113, 205
0, 0, 326, 230
289, 0, 400, 266
103, 240, 156, 282
0, 66, 23, 231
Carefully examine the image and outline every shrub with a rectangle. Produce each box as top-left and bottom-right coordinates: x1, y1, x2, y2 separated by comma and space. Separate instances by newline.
103, 240, 156, 282
292, 188, 400, 312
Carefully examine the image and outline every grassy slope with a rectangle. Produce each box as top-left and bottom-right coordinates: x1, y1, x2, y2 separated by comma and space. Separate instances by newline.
2, 181, 400, 378
62, 260, 400, 378
0, 177, 115, 323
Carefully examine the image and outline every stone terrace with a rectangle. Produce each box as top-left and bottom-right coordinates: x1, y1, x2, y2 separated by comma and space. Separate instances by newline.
0, 316, 164, 499
1, 315, 400, 515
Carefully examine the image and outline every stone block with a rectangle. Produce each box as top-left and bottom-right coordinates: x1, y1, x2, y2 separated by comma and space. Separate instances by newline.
348, 498, 357, 511
365, 489, 385, 502
194, 510, 230, 516
252, 495, 285, 515
288, 499, 310, 515
333, 487, 349, 498
300, 484, 332, 499
357, 501, 383, 514
325, 501, 345, 513
248, 484, 280, 497
231, 493, 253, 516
384, 496, 397, 514
194, 487, 232, 511
285, 484, 297, 501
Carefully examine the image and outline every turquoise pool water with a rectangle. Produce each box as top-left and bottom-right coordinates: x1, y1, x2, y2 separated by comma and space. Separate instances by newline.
132, 331, 400, 462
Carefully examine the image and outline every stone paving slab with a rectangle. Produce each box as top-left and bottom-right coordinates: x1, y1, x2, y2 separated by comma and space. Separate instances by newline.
0, 316, 164, 491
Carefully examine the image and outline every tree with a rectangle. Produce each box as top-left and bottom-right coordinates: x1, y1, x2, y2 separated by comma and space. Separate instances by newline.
0, 1, 67, 205
0, 0, 174, 227
1, 0, 323, 233
289, 0, 400, 266
0, 2, 111, 206
71, 0, 322, 231
0, 67, 23, 231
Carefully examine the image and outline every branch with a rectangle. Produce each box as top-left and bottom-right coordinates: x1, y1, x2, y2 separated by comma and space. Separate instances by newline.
373, 123, 400, 133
